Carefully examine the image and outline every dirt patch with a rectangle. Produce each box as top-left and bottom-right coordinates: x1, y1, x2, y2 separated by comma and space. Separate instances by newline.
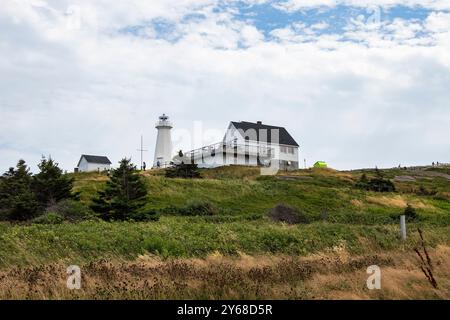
267, 204, 309, 224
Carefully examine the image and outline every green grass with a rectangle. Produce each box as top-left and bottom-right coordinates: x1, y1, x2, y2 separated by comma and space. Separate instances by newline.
1, 165, 449, 269
1, 217, 448, 268
70, 166, 450, 226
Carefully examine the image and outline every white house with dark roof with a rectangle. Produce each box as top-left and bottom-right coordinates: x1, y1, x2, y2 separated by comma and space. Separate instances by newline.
76, 155, 112, 172
180, 121, 300, 171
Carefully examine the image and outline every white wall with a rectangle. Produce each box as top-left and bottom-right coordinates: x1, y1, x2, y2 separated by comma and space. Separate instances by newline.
154, 125, 173, 168
78, 157, 110, 172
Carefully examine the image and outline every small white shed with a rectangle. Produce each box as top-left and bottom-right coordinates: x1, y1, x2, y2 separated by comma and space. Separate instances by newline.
76, 155, 112, 173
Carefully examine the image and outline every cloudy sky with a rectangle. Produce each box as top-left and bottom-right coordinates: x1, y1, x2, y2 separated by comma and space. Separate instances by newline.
1, 0, 449, 172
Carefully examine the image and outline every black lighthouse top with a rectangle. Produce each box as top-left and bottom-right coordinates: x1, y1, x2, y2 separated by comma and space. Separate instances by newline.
159, 114, 169, 121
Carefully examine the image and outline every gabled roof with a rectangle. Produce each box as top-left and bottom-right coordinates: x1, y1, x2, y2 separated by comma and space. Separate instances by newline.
230, 121, 299, 147
77, 155, 112, 167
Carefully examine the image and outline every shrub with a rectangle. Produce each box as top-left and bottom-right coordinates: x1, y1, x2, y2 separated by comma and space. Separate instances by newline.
45, 199, 95, 222
163, 200, 218, 216
32, 212, 64, 225
404, 204, 417, 221
129, 210, 160, 222
367, 178, 396, 192
355, 173, 369, 190
356, 174, 396, 193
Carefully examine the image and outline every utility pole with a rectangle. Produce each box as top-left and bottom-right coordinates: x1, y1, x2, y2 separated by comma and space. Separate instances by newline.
137, 135, 148, 170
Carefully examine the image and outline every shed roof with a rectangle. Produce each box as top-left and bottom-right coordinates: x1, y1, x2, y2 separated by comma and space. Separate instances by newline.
77, 155, 112, 167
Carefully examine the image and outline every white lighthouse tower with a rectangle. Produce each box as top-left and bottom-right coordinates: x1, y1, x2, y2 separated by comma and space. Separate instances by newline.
153, 114, 173, 168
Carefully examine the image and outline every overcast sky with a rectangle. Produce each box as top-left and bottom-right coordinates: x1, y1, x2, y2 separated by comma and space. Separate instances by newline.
1, 0, 449, 172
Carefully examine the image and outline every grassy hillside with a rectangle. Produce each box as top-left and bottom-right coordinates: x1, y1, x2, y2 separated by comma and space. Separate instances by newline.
1, 165, 449, 266
0, 165, 449, 299
73, 166, 450, 225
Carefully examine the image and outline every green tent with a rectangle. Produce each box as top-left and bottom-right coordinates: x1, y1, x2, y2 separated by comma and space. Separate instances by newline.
314, 161, 328, 168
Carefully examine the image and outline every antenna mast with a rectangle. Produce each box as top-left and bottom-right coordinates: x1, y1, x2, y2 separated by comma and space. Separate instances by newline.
137, 135, 148, 170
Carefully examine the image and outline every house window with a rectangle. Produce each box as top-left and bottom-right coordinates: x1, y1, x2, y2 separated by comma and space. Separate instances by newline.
281, 146, 294, 154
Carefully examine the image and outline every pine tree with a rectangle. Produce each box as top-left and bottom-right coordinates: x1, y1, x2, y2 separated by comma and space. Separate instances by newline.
0, 160, 39, 221
32, 157, 77, 209
91, 158, 155, 221
356, 173, 369, 190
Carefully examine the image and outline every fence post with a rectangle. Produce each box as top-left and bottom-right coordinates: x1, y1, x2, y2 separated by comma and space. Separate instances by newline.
400, 215, 407, 240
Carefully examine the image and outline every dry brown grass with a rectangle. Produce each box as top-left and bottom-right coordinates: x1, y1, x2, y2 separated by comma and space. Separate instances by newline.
366, 195, 433, 210
1, 247, 448, 300
350, 199, 363, 207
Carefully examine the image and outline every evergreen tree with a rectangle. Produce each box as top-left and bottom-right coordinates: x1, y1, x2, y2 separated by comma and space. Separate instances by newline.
165, 163, 201, 179
91, 158, 155, 221
356, 173, 369, 190
0, 160, 39, 221
32, 157, 77, 209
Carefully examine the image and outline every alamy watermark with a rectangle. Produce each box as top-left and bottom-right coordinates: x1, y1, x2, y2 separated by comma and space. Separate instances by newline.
366, 265, 381, 290
67, 265, 81, 290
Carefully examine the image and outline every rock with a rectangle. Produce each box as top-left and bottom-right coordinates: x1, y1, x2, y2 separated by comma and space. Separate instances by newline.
267, 204, 309, 225
394, 176, 416, 182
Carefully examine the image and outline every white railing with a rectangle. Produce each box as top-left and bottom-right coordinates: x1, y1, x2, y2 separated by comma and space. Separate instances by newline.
186, 141, 274, 160
155, 120, 173, 127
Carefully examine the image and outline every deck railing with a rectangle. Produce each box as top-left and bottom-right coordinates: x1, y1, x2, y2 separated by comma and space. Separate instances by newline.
186, 141, 274, 160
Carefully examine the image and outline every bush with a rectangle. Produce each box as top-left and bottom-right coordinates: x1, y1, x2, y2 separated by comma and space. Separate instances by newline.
368, 178, 396, 192
32, 212, 64, 225
45, 199, 95, 222
356, 174, 396, 193
355, 173, 369, 190
163, 200, 218, 216
129, 210, 160, 222
404, 204, 418, 221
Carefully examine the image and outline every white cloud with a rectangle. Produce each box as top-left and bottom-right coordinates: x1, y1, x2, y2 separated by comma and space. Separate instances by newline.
425, 12, 450, 33
1, 0, 450, 172
275, 0, 450, 11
